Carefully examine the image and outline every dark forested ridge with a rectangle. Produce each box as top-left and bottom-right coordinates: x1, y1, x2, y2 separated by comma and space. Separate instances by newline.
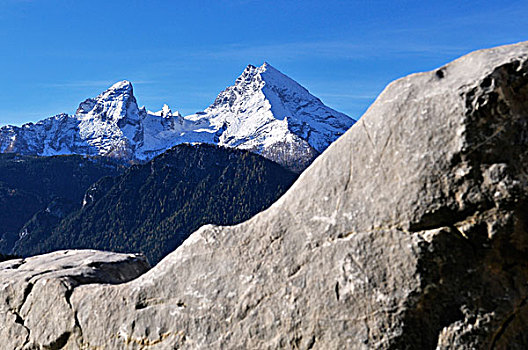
14, 144, 298, 264
0, 154, 125, 253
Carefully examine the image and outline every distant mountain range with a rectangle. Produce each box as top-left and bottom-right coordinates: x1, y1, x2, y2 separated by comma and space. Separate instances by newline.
0, 63, 355, 172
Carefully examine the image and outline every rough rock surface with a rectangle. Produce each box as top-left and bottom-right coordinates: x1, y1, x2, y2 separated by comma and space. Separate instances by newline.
0, 250, 149, 349
1, 41, 528, 348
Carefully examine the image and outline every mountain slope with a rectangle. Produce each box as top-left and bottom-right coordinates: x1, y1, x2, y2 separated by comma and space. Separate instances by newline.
14, 144, 298, 263
0, 154, 124, 253
0, 64, 355, 171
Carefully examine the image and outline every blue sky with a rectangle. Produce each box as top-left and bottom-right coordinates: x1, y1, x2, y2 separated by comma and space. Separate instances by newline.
1, 0, 527, 126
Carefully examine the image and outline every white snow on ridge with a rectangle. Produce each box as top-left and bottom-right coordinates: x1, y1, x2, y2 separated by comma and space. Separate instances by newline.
0, 64, 355, 171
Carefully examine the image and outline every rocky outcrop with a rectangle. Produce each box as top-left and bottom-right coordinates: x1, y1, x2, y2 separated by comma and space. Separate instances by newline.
1, 41, 528, 348
0, 250, 149, 349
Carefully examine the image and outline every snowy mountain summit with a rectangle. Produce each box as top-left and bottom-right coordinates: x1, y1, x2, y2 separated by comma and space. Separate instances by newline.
187, 63, 355, 170
0, 63, 355, 171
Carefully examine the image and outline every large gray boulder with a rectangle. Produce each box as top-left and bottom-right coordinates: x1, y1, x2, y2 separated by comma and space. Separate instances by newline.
2, 41, 528, 349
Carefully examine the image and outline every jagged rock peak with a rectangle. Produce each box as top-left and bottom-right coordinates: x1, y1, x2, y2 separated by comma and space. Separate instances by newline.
161, 103, 172, 116
76, 80, 139, 120
148, 104, 183, 121
202, 62, 354, 171
233, 62, 311, 95
99, 80, 134, 97
97, 80, 135, 105
236, 63, 262, 83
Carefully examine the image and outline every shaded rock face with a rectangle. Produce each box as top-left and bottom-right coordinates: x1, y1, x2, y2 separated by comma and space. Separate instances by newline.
1, 42, 528, 348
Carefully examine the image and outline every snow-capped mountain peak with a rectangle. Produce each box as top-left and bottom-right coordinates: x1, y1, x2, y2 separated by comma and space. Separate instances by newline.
76, 80, 140, 122
73, 80, 143, 159
0, 64, 355, 172
161, 104, 172, 117
150, 104, 179, 118
195, 63, 355, 170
